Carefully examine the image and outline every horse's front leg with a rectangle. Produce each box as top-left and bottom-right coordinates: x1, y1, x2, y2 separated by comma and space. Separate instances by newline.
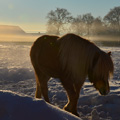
61, 79, 81, 116
64, 93, 79, 116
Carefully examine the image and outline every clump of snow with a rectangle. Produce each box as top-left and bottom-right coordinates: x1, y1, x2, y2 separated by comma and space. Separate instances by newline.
0, 42, 120, 120
91, 109, 100, 120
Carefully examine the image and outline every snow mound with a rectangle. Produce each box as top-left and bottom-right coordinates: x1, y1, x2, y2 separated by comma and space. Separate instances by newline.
0, 90, 81, 120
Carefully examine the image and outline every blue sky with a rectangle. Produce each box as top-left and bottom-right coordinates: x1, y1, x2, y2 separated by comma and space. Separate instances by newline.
0, 0, 119, 33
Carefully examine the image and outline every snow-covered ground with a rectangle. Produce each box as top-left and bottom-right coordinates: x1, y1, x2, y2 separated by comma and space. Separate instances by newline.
0, 42, 120, 120
0, 90, 80, 120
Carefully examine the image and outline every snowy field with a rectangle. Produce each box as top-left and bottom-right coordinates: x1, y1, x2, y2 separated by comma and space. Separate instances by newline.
0, 42, 120, 120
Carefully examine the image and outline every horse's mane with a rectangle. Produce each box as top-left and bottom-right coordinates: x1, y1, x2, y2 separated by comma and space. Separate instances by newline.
93, 51, 114, 79
58, 33, 114, 81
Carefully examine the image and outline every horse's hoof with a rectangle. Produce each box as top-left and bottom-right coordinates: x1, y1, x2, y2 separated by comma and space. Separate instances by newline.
73, 112, 79, 117
63, 106, 79, 117
63, 106, 69, 111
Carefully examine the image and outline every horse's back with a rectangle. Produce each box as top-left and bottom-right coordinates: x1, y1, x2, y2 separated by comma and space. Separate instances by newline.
30, 35, 61, 77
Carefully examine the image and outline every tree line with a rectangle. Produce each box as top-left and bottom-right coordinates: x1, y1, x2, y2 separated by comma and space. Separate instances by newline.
46, 6, 120, 40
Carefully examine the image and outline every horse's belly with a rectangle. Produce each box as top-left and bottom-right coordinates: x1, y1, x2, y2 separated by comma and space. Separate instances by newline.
38, 47, 61, 78
40, 65, 60, 78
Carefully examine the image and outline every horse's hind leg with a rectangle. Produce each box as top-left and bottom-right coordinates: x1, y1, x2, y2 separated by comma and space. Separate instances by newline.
35, 73, 42, 98
40, 75, 50, 103
35, 71, 50, 103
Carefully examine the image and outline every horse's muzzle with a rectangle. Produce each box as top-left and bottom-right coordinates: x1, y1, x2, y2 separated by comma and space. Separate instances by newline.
99, 88, 110, 95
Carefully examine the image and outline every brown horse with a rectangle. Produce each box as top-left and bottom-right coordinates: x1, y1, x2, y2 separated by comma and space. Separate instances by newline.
30, 33, 114, 116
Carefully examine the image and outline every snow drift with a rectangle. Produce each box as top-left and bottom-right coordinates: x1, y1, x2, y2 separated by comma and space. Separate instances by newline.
0, 90, 81, 120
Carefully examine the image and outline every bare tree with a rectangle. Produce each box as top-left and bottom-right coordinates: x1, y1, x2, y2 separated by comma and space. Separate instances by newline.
92, 17, 104, 35
104, 6, 120, 35
70, 15, 85, 36
82, 13, 94, 37
70, 13, 94, 37
46, 8, 73, 35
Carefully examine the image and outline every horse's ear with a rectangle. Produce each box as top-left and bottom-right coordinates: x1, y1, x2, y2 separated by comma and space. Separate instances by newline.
108, 51, 111, 56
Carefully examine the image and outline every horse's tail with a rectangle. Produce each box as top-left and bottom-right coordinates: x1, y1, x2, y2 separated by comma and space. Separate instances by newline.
30, 35, 60, 77
30, 35, 48, 73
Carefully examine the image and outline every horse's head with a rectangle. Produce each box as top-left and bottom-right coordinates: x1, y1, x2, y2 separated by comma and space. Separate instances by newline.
92, 75, 110, 95
88, 51, 114, 95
